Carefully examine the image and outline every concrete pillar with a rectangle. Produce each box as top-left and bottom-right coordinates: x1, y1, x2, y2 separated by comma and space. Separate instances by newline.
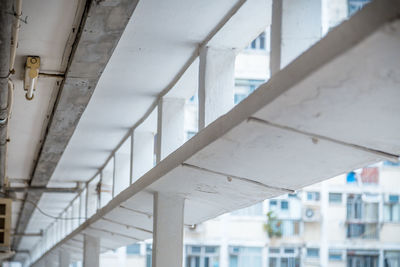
83, 234, 100, 267
156, 97, 185, 163
320, 181, 328, 267
270, 0, 322, 75
45, 253, 57, 267
59, 249, 71, 267
131, 130, 155, 182
219, 214, 229, 267
152, 192, 185, 267
379, 249, 384, 267
198, 46, 235, 130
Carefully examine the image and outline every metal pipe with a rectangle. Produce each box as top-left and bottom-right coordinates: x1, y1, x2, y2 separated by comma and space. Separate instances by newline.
7, 79, 14, 119
6, 186, 80, 193
38, 72, 65, 78
12, 232, 43, 237
0, 0, 13, 190
10, 0, 22, 73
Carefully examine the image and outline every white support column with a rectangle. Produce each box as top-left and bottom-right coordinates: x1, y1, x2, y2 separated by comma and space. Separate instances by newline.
198, 46, 235, 130
131, 130, 155, 182
59, 249, 71, 267
83, 234, 100, 267
320, 181, 328, 267
270, 0, 322, 74
219, 214, 229, 267
152, 192, 185, 267
44, 253, 56, 267
156, 97, 185, 163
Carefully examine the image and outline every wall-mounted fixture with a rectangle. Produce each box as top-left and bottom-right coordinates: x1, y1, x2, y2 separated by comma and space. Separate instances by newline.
24, 56, 40, 100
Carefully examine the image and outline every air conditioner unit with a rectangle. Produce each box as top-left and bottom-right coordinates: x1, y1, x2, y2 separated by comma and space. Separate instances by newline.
0, 198, 11, 251
188, 223, 204, 233
303, 206, 320, 222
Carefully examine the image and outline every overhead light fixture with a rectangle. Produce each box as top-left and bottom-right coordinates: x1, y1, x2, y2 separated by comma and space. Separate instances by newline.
24, 56, 40, 100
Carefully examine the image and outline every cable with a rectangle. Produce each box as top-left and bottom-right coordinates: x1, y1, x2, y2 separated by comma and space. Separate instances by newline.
0, 192, 86, 221
22, 198, 86, 221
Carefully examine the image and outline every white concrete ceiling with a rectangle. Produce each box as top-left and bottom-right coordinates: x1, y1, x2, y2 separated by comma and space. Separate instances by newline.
50, 0, 249, 184
14, 0, 270, 255
7, 0, 84, 254
8, 0, 82, 181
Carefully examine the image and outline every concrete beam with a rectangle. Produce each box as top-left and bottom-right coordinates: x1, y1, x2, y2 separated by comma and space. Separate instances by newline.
270, 0, 322, 74
13, 0, 141, 250
152, 193, 185, 267
198, 46, 235, 130
59, 249, 70, 267
131, 130, 155, 183
83, 234, 100, 267
156, 98, 185, 163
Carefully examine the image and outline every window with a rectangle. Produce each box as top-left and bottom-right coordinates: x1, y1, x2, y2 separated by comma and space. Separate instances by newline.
234, 94, 247, 105
126, 244, 141, 255
348, 0, 371, 17
384, 202, 400, 222
329, 193, 342, 203
306, 248, 319, 258
347, 194, 379, 222
270, 200, 277, 207
389, 195, 400, 203
231, 202, 263, 217
384, 251, 400, 267
347, 250, 378, 267
347, 223, 378, 239
247, 32, 267, 51
269, 248, 280, 254
284, 248, 295, 254
329, 250, 343, 261
347, 195, 363, 220
229, 247, 262, 267
146, 244, 152, 267
306, 192, 320, 201
281, 201, 289, 210
268, 247, 300, 267
186, 131, 197, 140
186, 245, 219, 267
383, 161, 400, 167
271, 220, 300, 237
269, 199, 292, 213
234, 79, 264, 104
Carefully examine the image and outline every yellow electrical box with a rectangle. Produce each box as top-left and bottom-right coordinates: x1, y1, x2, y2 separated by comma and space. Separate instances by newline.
0, 198, 11, 250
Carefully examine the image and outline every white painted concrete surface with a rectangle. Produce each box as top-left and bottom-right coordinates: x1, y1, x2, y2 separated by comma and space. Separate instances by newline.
157, 98, 185, 162
152, 193, 185, 267
198, 47, 235, 130
83, 235, 100, 267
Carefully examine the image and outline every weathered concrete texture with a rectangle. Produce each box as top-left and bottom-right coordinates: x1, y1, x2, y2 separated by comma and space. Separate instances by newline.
13, 0, 140, 250
0, 0, 12, 188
